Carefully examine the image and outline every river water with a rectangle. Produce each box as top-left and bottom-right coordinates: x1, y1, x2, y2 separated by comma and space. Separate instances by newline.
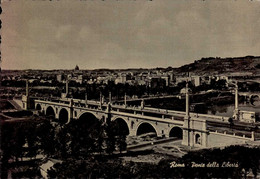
207, 101, 260, 117
145, 97, 260, 118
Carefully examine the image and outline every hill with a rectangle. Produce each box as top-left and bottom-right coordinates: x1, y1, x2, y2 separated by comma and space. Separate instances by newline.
175, 56, 260, 76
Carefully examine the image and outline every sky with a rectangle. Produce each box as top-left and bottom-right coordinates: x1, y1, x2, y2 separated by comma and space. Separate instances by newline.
1, 0, 260, 70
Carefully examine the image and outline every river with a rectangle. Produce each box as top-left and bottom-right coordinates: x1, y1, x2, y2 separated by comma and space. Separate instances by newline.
207, 101, 260, 117
144, 97, 260, 118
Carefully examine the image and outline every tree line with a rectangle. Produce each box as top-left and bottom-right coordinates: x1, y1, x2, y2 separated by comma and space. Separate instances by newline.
0, 114, 127, 178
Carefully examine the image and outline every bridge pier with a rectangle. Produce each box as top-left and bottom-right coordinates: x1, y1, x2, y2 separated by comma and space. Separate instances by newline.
182, 117, 208, 147
182, 117, 190, 146
182, 81, 208, 147
129, 129, 136, 136
68, 99, 74, 124
201, 121, 208, 147
55, 110, 59, 119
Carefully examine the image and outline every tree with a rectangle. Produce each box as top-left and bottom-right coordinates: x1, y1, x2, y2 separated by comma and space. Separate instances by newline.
36, 119, 56, 157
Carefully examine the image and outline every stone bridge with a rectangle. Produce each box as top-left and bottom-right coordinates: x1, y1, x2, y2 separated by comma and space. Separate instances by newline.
29, 96, 257, 148
20, 80, 258, 148
34, 98, 186, 138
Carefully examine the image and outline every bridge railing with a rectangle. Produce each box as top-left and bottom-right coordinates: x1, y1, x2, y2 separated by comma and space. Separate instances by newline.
190, 113, 229, 122
110, 105, 187, 122
210, 130, 255, 141
137, 106, 229, 122
35, 97, 230, 123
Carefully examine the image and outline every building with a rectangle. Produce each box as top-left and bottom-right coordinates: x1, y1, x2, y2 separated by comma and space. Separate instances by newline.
148, 77, 166, 88
193, 76, 201, 87
57, 74, 64, 82
76, 75, 83, 84
161, 76, 170, 86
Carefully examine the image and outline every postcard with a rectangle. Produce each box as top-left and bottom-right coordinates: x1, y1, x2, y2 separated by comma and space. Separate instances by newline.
1, 0, 260, 178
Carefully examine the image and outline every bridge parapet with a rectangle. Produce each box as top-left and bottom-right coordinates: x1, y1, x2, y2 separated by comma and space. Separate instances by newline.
210, 130, 255, 140
206, 130, 256, 147
140, 106, 231, 122
34, 98, 234, 125
111, 111, 183, 125
190, 113, 229, 122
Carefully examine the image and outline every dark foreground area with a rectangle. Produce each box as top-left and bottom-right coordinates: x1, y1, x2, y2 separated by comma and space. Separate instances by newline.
1, 100, 260, 178
41, 145, 259, 179
13, 146, 260, 178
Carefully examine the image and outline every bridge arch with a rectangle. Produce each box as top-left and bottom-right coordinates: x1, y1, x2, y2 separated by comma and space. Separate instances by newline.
59, 108, 69, 124
36, 104, 42, 111
46, 106, 55, 118
78, 111, 98, 121
77, 112, 101, 129
112, 118, 129, 136
169, 126, 183, 139
136, 122, 157, 137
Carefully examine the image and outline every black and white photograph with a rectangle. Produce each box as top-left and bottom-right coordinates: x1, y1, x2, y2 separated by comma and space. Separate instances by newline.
1, 0, 260, 178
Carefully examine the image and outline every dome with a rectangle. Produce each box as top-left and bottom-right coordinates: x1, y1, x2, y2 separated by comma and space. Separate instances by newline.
75, 65, 79, 71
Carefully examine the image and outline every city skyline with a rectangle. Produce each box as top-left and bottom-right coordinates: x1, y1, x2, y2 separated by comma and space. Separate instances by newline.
1, 0, 260, 70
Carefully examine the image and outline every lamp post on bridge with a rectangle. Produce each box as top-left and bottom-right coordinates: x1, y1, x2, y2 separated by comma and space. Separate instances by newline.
141, 99, 145, 109
109, 91, 112, 103
234, 81, 239, 120
228, 81, 239, 121
185, 80, 190, 119
66, 80, 69, 96
100, 92, 103, 109
61, 79, 70, 99
182, 80, 191, 147
124, 93, 127, 107
26, 79, 29, 97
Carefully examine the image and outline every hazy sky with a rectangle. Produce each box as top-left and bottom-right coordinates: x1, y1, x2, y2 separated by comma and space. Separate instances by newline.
1, 0, 260, 70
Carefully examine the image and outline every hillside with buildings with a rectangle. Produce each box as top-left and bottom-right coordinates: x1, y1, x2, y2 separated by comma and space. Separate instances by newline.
176, 56, 260, 76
